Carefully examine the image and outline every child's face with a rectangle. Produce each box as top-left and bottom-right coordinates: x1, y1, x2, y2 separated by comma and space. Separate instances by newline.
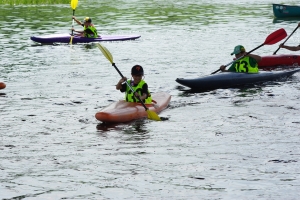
132, 74, 143, 84
84, 21, 91, 27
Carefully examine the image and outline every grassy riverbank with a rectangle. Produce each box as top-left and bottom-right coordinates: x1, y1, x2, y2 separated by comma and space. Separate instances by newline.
0, 0, 70, 4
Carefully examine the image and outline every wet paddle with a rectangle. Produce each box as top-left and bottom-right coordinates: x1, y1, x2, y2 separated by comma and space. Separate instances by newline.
96, 43, 161, 121
273, 25, 299, 55
211, 28, 287, 74
69, 0, 78, 45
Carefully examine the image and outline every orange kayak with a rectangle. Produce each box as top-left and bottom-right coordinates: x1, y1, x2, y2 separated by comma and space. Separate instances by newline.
0, 82, 6, 90
95, 92, 171, 123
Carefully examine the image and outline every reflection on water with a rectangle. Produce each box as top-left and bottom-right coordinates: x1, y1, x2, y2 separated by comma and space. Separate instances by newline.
236, 87, 263, 97
96, 119, 149, 134
273, 17, 300, 24
124, 120, 149, 134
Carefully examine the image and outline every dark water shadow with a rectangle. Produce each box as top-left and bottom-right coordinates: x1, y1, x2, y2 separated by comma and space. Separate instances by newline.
273, 17, 300, 24
96, 121, 131, 132
96, 116, 169, 133
96, 120, 152, 143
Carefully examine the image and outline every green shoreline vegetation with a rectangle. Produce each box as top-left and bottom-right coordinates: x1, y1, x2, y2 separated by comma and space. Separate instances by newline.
0, 0, 70, 5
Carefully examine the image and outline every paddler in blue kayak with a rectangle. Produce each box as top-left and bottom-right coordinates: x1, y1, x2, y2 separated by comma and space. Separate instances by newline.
220, 45, 261, 73
116, 65, 152, 103
71, 16, 98, 38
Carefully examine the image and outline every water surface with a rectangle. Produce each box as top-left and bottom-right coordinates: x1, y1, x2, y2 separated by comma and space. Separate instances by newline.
1, 0, 300, 199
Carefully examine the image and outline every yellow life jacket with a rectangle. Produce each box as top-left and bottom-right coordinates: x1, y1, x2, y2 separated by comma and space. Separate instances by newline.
125, 80, 152, 104
233, 56, 259, 73
83, 25, 98, 38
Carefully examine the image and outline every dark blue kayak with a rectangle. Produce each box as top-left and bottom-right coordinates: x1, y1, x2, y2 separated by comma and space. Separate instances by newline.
30, 34, 141, 44
176, 69, 300, 91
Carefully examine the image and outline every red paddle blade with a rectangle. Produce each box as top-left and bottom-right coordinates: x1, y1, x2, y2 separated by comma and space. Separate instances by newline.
264, 28, 287, 45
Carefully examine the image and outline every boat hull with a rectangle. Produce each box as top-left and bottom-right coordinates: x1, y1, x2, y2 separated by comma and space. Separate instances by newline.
273, 4, 300, 18
95, 92, 171, 123
259, 54, 300, 70
31, 34, 141, 44
176, 69, 300, 91
0, 82, 6, 90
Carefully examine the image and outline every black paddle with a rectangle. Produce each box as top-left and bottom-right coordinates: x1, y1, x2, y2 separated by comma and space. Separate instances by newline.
273, 25, 299, 55
96, 43, 161, 121
211, 28, 287, 74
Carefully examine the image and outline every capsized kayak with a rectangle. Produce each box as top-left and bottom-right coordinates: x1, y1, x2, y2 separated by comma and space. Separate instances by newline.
95, 92, 171, 123
273, 4, 300, 18
175, 69, 300, 91
0, 82, 6, 90
259, 54, 300, 70
30, 34, 141, 44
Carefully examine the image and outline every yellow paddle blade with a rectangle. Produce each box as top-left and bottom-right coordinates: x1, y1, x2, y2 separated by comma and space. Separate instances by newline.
96, 43, 114, 64
71, 0, 78, 10
69, 35, 74, 45
147, 110, 161, 121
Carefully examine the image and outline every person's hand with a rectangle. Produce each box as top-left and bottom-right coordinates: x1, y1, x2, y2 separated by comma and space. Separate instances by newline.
220, 65, 226, 71
72, 16, 76, 20
279, 43, 284, 48
134, 92, 146, 100
134, 92, 140, 98
298, 22, 300, 27
119, 77, 127, 83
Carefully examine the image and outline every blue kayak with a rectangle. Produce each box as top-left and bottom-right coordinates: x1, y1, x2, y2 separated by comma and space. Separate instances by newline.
176, 69, 300, 91
273, 4, 300, 18
30, 34, 141, 44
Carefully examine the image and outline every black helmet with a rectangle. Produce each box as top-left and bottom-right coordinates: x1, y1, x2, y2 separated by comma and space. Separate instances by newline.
83, 17, 92, 23
131, 65, 144, 75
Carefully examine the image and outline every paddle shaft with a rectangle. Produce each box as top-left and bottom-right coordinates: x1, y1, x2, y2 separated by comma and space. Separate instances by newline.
71, 10, 75, 36
273, 26, 299, 55
211, 44, 264, 74
113, 63, 150, 111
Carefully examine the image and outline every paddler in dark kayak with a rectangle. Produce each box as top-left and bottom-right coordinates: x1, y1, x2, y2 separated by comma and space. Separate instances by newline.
71, 16, 98, 38
220, 45, 261, 73
116, 65, 152, 104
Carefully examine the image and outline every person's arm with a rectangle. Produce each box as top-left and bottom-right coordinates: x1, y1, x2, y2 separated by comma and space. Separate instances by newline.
133, 92, 147, 100
220, 65, 228, 72
134, 83, 148, 101
247, 53, 261, 63
220, 63, 236, 72
116, 77, 127, 90
280, 43, 300, 51
72, 16, 82, 26
71, 28, 83, 34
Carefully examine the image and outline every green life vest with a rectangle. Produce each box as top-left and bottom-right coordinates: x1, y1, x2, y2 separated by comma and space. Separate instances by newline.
233, 56, 259, 73
83, 25, 98, 38
125, 80, 152, 104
